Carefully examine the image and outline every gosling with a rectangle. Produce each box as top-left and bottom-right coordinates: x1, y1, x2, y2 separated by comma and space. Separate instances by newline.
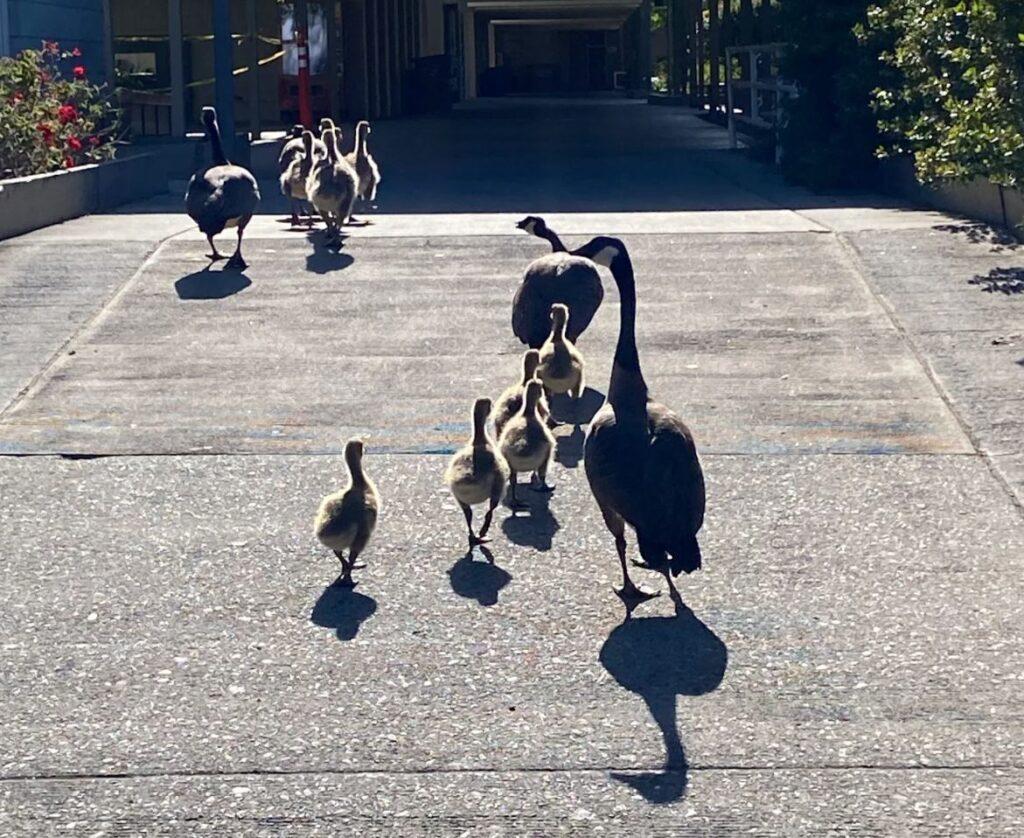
313, 439, 380, 587
498, 379, 556, 507
280, 129, 315, 228
491, 350, 552, 439
445, 398, 509, 546
538, 303, 585, 404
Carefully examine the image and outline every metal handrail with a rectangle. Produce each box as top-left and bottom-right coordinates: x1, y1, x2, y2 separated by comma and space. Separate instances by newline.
725, 43, 795, 157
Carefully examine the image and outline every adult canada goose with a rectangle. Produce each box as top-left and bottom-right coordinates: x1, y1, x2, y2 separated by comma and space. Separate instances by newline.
185, 107, 260, 270
306, 127, 357, 245
516, 215, 568, 252
491, 349, 551, 439
581, 237, 705, 609
344, 120, 381, 219
314, 439, 380, 587
445, 398, 509, 546
512, 218, 604, 348
280, 130, 316, 228
498, 379, 556, 508
537, 303, 585, 402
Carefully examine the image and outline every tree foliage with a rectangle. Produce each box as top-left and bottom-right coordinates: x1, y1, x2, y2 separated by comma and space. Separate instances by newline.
776, 0, 883, 189
0, 42, 119, 179
861, 0, 1024, 188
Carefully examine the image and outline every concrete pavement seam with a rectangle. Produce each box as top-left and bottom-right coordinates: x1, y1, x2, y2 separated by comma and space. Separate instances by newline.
833, 232, 1024, 515
0, 231, 183, 422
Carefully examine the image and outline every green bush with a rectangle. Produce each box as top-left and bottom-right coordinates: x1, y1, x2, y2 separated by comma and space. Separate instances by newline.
776, 0, 884, 190
0, 42, 120, 179
862, 0, 1024, 188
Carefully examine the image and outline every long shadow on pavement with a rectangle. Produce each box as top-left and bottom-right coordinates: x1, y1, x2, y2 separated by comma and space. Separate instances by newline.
305, 230, 354, 275
501, 487, 560, 551
311, 584, 378, 640
600, 605, 727, 803
448, 546, 511, 606
174, 268, 252, 299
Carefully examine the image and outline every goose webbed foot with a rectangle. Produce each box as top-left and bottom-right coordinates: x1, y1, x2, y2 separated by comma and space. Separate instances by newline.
207, 251, 225, 262
614, 580, 661, 610
349, 560, 367, 570
468, 533, 491, 547
224, 253, 248, 271
630, 558, 653, 569
332, 571, 357, 588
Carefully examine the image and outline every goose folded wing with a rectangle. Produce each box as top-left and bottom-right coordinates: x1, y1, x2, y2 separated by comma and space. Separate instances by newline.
642, 405, 706, 549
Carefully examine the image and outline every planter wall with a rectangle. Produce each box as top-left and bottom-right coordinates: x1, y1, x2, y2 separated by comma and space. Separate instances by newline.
881, 158, 1024, 239
0, 154, 169, 241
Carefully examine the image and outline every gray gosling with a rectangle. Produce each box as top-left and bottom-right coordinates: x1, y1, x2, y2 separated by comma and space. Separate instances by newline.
445, 398, 509, 546
306, 127, 358, 245
492, 349, 551, 439
314, 439, 380, 587
538, 303, 585, 403
498, 379, 556, 507
345, 120, 381, 220
280, 130, 315, 228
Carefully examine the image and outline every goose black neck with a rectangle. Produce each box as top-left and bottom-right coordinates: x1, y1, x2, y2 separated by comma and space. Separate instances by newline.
472, 406, 489, 446
607, 248, 648, 409
356, 123, 369, 157
541, 227, 566, 253
206, 118, 228, 166
345, 447, 366, 486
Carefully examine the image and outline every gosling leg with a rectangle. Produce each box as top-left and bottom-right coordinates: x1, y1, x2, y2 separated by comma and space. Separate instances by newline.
531, 459, 554, 493
508, 471, 527, 510
461, 502, 489, 546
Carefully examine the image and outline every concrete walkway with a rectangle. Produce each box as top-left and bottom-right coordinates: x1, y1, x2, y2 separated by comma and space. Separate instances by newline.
1, 100, 1022, 834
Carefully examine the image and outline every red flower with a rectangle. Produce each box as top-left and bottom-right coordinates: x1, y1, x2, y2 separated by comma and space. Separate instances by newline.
43, 40, 59, 54
11, 92, 24, 103
72, 65, 86, 79
67, 136, 83, 151
58, 104, 78, 124
71, 47, 82, 57
88, 135, 100, 147
64, 157, 75, 169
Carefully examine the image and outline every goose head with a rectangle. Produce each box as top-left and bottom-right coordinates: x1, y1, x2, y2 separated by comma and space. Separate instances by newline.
515, 215, 546, 236
290, 124, 303, 138
576, 236, 624, 269
201, 106, 218, 131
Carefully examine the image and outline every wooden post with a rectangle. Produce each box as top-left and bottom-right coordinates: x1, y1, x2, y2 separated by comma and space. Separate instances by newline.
213, 0, 236, 155
246, 0, 261, 138
168, 0, 186, 137
708, 0, 720, 111
461, 1, 476, 98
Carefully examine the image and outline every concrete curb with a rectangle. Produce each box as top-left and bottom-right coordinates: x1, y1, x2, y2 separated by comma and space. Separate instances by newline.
0, 155, 169, 242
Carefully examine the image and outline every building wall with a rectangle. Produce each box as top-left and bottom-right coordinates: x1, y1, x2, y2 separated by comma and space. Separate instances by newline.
5, 0, 107, 81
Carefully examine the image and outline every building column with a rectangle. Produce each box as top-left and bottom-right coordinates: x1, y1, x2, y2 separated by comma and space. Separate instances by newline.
246, 0, 261, 137
708, 0, 720, 111
639, 0, 652, 95
101, 0, 114, 86
168, 0, 186, 137
460, 1, 476, 99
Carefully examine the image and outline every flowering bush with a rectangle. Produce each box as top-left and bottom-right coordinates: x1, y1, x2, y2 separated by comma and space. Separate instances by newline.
0, 41, 120, 179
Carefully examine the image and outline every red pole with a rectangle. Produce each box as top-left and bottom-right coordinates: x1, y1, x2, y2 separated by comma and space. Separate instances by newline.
295, 0, 313, 127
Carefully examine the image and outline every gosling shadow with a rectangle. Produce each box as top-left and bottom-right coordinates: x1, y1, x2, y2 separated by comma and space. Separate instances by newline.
501, 487, 560, 551
935, 222, 1019, 252
310, 583, 378, 641
549, 387, 605, 427
554, 423, 585, 468
306, 231, 355, 274
174, 268, 251, 300
600, 605, 727, 803
447, 546, 511, 606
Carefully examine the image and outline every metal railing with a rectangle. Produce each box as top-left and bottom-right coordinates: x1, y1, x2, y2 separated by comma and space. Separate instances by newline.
725, 43, 796, 158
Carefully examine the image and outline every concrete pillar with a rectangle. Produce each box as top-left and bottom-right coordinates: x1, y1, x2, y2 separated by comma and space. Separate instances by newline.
213, 0, 236, 155
367, 0, 381, 117
487, 22, 496, 69
168, 0, 186, 137
101, 0, 114, 86
460, 1, 476, 98
0, 0, 10, 56
381, 0, 392, 115
639, 0, 652, 94
739, 0, 754, 45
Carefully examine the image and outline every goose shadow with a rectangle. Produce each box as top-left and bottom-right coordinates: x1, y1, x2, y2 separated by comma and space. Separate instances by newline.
174, 268, 251, 300
549, 387, 604, 427
305, 231, 355, 274
501, 487, 560, 551
599, 605, 727, 803
310, 583, 378, 641
447, 546, 511, 606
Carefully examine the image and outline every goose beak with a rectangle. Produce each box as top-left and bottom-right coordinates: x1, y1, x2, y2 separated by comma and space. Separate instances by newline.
515, 219, 528, 230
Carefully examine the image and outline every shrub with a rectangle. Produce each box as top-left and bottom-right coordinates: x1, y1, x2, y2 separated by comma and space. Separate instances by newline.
0, 41, 120, 179
862, 0, 1024, 188
776, 0, 884, 190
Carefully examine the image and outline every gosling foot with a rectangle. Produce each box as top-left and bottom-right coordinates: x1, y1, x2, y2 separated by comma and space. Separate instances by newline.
531, 479, 555, 494
349, 560, 367, 570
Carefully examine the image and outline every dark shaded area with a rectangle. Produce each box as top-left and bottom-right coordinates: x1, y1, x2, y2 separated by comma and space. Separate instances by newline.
600, 606, 727, 803
447, 546, 511, 606
310, 584, 378, 641
549, 387, 604, 427
305, 231, 354, 274
935, 223, 1020, 253
969, 267, 1024, 295
554, 423, 586, 468
174, 269, 251, 300
501, 488, 560, 551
